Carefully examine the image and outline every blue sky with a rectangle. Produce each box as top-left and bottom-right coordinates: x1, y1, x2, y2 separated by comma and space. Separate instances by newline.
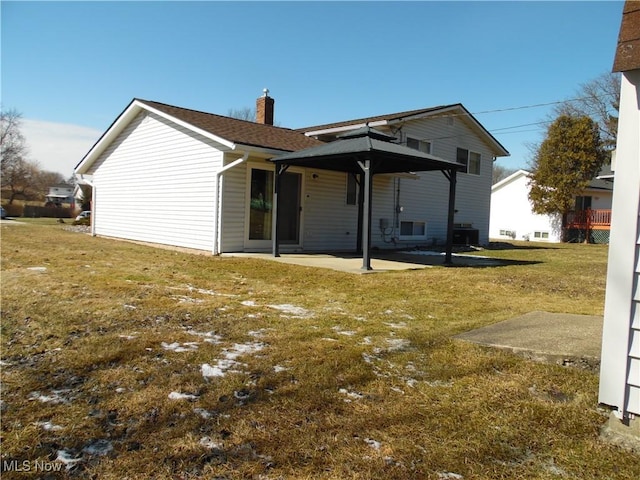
1, 1, 625, 177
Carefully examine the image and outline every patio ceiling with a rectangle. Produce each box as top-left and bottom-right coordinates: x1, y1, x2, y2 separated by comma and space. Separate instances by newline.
270, 126, 465, 271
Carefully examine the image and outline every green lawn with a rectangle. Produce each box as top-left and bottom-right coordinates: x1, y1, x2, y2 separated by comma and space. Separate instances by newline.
1, 222, 637, 479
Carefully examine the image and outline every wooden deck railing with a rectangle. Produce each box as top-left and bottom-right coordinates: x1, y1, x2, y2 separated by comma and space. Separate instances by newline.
565, 209, 612, 230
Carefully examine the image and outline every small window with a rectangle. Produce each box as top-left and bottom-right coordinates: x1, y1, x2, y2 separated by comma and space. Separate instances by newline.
346, 174, 358, 205
534, 231, 549, 239
407, 137, 432, 154
469, 152, 481, 175
456, 148, 481, 175
399, 221, 426, 239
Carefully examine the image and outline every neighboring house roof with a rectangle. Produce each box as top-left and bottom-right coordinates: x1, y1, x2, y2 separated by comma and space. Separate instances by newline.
491, 167, 613, 194
297, 103, 510, 158
613, 1, 640, 72
491, 169, 531, 192
76, 99, 324, 174
589, 163, 615, 190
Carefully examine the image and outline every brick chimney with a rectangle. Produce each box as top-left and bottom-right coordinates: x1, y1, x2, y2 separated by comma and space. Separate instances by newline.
256, 88, 274, 125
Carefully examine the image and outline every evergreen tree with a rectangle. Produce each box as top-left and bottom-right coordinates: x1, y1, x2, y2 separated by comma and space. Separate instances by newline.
529, 115, 607, 219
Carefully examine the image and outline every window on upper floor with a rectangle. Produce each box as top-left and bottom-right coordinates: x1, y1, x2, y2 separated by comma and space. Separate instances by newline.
406, 137, 432, 154
456, 148, 481, 175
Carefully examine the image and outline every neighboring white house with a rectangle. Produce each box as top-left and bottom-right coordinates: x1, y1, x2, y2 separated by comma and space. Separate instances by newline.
490, 169, 613, 244
45, 184, 75, 207
489, 170, 562, 242
599, 0, 640, 446
74, 96, 508, 255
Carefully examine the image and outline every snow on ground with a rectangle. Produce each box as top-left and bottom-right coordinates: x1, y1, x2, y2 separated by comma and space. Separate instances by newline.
266, 304, 314, 318
28, 389, 71, 404
201, 341, 266, 379
168, 391, 199, 401
161, 341, 199, 352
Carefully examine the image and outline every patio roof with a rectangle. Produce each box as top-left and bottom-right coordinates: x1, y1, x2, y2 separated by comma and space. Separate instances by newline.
272, 126, 463, 174
269, 126, 464, 270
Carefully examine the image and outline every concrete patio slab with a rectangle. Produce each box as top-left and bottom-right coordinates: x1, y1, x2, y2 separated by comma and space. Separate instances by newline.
455, 311, 603, 369
222, 250, 518, 274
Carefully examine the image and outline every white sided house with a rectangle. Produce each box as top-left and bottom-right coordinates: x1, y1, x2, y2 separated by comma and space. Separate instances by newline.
490, 170, 613, 243
75, 96, 508, 255
599, 1, 640, 445
489, 170, 562, 243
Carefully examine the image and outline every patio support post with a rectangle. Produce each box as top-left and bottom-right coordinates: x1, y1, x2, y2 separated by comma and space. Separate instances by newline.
272, 164, 289, 257
358, 159, 373, 270
444, 168, 457, 265
356, 172, 364, 254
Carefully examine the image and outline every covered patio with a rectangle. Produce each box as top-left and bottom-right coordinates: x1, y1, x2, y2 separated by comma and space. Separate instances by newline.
269, 126, 465, 270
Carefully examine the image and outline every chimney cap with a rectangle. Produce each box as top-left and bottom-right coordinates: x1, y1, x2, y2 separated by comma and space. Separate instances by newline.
262, 88, 270, 97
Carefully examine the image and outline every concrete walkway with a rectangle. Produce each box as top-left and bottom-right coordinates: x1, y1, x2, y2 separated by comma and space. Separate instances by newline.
455, 311, 603, 369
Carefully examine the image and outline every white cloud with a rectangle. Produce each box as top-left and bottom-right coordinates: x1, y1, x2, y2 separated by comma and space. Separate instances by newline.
21, 119, 102, 178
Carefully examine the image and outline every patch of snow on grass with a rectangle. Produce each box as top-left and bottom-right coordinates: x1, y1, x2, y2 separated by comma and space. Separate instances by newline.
193, 408, 215, 419
384, 322, 407, 329
364, 438, 382, 450
201, 341, 266, 379
184, 329, 223, 344
267, 303, 313, 318
27, 266, 47, 272
55, 450, 82, 470
168, 391, 199, 401
161, 341, 199, 352
36, 421, 63, 431
83, 439, 113, 456
273, 365, 288, 373
241, 300, 257, 307
339, 388, 364, 401
199, 436, 223, 449
28, 389, 70, 404
386, 338, 410, 351
437, 473, 463, 479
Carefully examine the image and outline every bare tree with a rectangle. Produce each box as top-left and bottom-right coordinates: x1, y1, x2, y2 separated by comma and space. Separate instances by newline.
552, 72, 620, 150
227, 107, 256, 122
1, 108, 58, 204
492, 164, 518, 185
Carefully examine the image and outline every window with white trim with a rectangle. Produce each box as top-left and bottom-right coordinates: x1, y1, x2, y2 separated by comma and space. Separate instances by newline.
399, 221, 426, 239
407, 137, 432, 154
533, 231, 549, 240
456, 148, 481, 175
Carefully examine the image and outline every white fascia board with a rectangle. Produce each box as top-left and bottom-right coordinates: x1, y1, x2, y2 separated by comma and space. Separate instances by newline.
303, 120, 388, 137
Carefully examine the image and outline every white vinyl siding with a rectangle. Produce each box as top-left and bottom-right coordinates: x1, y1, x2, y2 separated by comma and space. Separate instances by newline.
600, 69, 640, 417
303, 170, 358, 251
219, 158, 248, 252
92, 111, 223, 251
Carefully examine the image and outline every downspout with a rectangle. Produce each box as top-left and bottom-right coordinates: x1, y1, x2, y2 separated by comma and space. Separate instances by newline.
213, 152, 250, 255
79, 174, 96, 237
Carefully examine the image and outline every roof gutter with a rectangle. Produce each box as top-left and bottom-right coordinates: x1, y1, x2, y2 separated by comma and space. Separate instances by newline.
213, 152, 249, 255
